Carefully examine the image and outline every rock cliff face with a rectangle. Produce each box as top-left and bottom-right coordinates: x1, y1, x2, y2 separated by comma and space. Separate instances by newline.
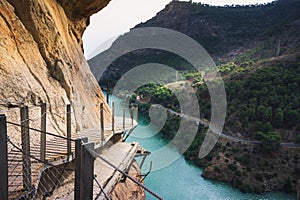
0, 0, 111, 135
0, 1, 145, 199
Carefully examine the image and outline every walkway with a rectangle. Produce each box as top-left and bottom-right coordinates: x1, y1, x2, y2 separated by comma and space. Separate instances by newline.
2, 105, 138, 199
164, 106, 300, 147
63, 142, 143, 200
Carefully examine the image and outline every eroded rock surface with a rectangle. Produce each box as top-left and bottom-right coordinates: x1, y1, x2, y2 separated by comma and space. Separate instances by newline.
0, 0, 111, 136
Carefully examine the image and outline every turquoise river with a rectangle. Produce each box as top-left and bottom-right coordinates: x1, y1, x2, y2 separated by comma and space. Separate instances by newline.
107, 92, 296, 200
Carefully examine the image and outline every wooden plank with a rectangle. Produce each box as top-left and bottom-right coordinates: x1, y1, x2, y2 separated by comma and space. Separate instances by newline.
0, 114, 8, 200
93, 142, 139, 199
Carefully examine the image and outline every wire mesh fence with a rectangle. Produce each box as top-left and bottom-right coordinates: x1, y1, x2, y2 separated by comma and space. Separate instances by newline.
0, 101, 140, 200
6, 137, 75, 199
0, 103, 76, 200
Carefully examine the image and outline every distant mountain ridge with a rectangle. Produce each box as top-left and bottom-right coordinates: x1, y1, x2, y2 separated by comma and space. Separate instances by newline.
136, 0, 300, 60
89, 0, 300, 84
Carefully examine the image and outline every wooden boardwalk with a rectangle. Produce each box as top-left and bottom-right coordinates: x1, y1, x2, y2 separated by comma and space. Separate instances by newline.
63, 141, 145, 200
6, 116, 137, 199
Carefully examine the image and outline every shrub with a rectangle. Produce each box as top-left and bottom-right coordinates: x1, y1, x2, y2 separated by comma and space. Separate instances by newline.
255, 173, 263, 181
228, 163, 237, 171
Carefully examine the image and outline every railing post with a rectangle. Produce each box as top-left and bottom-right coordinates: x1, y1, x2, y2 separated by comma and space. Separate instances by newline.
40, 103, 47, 162
112, 102, 115, 133
106, 80, 110, 105
74, 137, 88, 200
100, 103, 104, 143
123, 106, 125, 130
20, 106, 32, 191
130, 104, 134, 125
66, 104, 71, 160
135, 104, 138, 125
0, 114, 8, 200
81, 142, 95, 200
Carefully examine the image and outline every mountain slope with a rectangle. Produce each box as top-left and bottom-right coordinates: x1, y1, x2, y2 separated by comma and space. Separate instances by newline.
89, 0, 300, 86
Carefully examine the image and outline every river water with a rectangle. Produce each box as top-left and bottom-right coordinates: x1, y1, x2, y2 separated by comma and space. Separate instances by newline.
106, 93, 296, 200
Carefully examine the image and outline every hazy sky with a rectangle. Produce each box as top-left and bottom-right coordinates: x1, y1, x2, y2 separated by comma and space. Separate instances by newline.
83, 0, 274, 59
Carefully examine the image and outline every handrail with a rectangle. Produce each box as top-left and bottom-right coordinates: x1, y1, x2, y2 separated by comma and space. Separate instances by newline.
6, 137, 74, 171
93, 174, 111, 200
94, 151, 163, 200
6, 121, 76, 142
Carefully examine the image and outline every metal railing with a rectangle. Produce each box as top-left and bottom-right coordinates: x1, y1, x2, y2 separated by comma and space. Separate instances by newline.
0, 101, 162, 200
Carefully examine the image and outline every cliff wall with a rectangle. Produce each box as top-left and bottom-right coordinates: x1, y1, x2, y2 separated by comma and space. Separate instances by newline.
0, 0, 111, 135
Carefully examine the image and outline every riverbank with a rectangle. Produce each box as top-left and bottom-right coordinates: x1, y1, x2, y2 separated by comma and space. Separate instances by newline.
125, 79, 300, 195
162, 107, 300, 193
154, 109, 299, 194
128, 113, 297, 199
107, 92, 296, 199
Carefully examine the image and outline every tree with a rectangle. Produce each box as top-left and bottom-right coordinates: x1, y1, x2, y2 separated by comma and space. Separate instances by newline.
262, 122, 273, 133
241, 116, 249, 128
253, 121, 273, 133
257, 105, 272, 122
257, 105, 267, 122
296, 135, 300, 144
266, 107, 272, 121
247, 107, 256, 120
255, 131, 281, 151
273, 108, 283, 127
284, 109, 300, 128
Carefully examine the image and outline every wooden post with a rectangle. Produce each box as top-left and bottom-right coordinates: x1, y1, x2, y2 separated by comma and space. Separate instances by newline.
112, 102, 115, 133
0, 114, 8, 200
81, 142, 95, 200
106, 80, 110, 105
123, 106, 125, 130
40, 103, 47, 162
20, 106, 32, 191
100, 103, 104, 143
74, 137, 88, 200
66, 104, 71, 160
